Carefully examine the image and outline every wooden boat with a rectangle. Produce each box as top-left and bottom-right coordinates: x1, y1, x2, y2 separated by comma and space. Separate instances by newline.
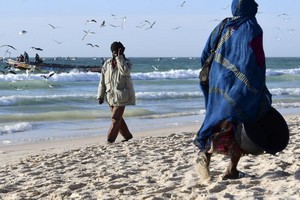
5, 58, 102, 73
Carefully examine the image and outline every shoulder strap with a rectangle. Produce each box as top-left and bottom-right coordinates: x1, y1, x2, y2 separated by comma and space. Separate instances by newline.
211, 19, 227, 52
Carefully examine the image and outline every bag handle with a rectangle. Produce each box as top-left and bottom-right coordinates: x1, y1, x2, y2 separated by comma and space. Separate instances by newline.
211, 18, 227, 53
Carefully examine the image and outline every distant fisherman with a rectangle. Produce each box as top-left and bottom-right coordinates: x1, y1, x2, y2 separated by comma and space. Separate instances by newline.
97, 41, 135, 144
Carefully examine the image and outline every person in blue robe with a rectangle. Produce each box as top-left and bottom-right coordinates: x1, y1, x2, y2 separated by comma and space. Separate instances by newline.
194, 0, 272, 180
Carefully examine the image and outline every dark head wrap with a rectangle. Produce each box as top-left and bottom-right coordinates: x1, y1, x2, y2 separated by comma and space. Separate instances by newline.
110, 41, 125, 53
227, 0, 258, 28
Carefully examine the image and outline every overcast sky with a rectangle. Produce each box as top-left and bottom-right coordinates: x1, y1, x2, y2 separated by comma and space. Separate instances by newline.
0, 0, 299, 58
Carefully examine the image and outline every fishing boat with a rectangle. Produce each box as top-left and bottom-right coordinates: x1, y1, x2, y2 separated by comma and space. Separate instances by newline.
4, 58, 102, 73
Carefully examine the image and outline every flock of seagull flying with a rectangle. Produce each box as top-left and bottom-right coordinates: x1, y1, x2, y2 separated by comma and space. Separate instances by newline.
0, 1, 188, 57
0, 1, 296, 63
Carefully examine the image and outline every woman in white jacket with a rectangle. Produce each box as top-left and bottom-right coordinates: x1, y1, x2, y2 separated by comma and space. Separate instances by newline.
97, 41, 135, 143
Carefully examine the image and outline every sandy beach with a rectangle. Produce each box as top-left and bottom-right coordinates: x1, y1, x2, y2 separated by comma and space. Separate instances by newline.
0, 116, 299, 200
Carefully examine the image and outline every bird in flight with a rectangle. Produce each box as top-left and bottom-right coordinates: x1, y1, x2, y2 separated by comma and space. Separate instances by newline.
48, 24, 60, 29
54, 40, 63, 44
9, 81, 28, 90
19, 30, 28, 35
82, 30, 95, 40
145, 20, 156, 30
86, 43, 99, 48
100, 20, 106, 27
179, 1, 186, 7
222, 5, 230, 10
172, 26, 182, 30
0, 45, 17, 50
1, 70, 16, 75
41, 71, 55, 80
40, 71, 55, 88
277, 13, 289, 17
151, 65, 159, 71
85, 19, 97, 25
31, 47, 43, 51
120, 16, 127, 30
110, 24, 120, 28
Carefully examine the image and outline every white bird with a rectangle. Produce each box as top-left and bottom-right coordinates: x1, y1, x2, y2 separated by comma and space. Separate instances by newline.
41, 71, 55, 87
222, 5, 230, 10
1, 70, 16, 75
9, 81, 28, 90
85, 19, 97, 25
110, 24, 120, 28
287, 29, 296, 33
86, 43, 99, 48
136, 23, 146, 28
0, 45, 17, 50
54, 40, 63, 44
151, 65, 159, 71
41, 71, 55, 80
209, 19, 221, 22
179, 1, 186, 7
82, 30, 95, 40
31, 47, 43, 51
100, 20, 106, 27
19, 30, 28, 35
172, 26, 182, 30
121, 16, 127, 30
48, 24, 60, 29
145, 20, 156, 30
278, 13, 289, 17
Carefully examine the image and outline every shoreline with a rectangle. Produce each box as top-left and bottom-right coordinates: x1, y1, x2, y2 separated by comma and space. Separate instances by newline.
0, 123, 200, 167
0, 114, 299, 199
1, 113, 298, 167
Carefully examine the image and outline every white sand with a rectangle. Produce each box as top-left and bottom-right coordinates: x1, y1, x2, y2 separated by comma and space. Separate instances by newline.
0, 117, 299, 200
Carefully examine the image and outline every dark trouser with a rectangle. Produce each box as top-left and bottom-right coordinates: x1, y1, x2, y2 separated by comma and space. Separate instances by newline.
107, 106, 133, 142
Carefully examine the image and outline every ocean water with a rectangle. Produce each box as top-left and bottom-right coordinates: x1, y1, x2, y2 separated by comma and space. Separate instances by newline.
1, 57, 300, 146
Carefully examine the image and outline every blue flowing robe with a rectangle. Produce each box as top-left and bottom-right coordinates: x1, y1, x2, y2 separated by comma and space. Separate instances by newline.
194, 0, 272, 150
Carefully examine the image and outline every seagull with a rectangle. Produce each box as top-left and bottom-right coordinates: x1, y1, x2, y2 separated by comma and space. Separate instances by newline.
277, 13, 289, 17
26, 68, 35, 78
0, 70, 16, 75
120, 16, 127, 30
82, 30, 95, 40
3, 49, 12, 58
222, 5, 230, 10
19, 30, 28, 35
54, 40, 63, 44
31, 47, 43, 51
48, 24, 60, 29
9, 81, 28, 90
151, 65, 159, 71
136, 23, 146, 28
100, 20, 106, 27
179, 1, 186, 7
209, 19, 221, 22
145, 20, 156, 30
282, 18, 291, 21
287, 29, 296, 33
110, 24, 120, 28
86, 43, 99, 48
85, 19, 97, 25
41, 71, 55, 87
0, 45, 17, 50
41, 71, 55, 80
172, 26, 182, 30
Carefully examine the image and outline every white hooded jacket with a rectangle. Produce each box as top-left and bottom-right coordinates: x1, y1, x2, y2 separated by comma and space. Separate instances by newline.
97, 55, 135, 106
